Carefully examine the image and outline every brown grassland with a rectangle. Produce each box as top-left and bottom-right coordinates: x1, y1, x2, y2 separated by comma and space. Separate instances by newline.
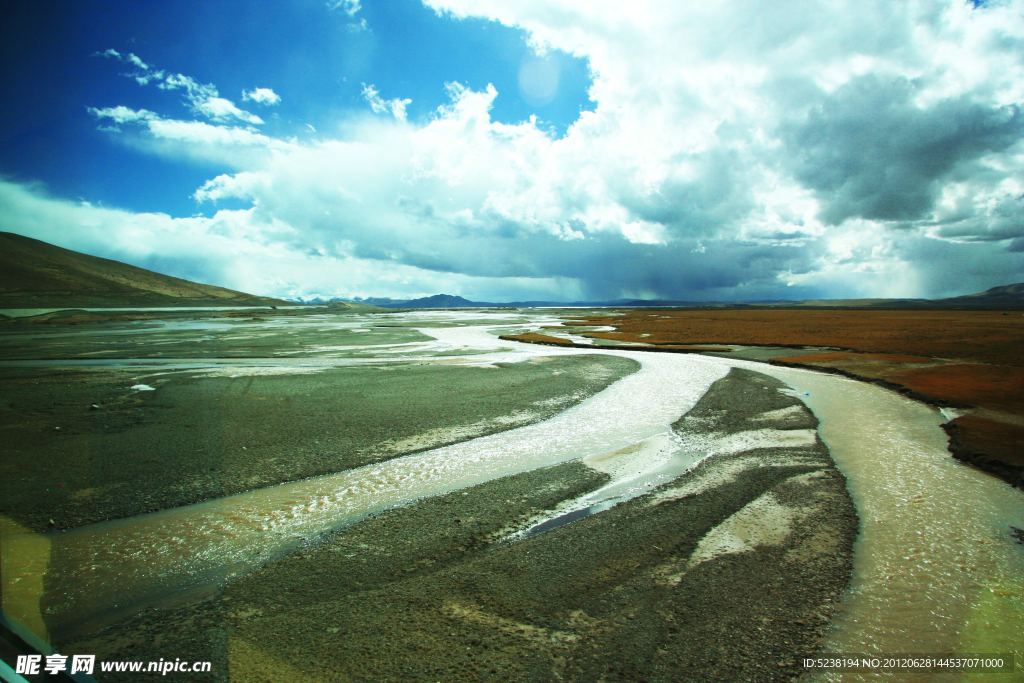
503, 331, 577, 346
564, 309, 1024, 488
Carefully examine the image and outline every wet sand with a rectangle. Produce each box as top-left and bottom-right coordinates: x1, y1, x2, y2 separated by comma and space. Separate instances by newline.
57, 368, 857, 682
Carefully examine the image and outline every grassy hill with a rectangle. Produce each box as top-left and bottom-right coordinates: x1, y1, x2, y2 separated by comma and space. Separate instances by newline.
0, 232, 289, 308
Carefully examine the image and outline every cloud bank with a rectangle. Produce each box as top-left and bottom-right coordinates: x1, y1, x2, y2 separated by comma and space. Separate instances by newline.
5, 0, 1024, 301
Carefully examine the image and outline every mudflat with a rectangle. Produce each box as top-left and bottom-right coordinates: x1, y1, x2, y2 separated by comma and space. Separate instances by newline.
58, 368, 857, 683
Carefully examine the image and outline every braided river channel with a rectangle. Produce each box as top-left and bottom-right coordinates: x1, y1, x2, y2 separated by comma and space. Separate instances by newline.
2, 310, 1022, 681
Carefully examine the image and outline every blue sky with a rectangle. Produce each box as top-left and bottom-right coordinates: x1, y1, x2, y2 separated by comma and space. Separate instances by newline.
2, 0, 1024, 302
1, 1, 592, 219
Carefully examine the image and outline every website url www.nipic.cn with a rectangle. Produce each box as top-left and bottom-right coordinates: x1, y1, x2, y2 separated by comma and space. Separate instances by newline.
15, 655, 212, 676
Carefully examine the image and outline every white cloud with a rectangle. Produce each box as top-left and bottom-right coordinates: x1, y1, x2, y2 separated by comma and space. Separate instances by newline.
46, 3, 1024, 300
193, 97, 264, 124
96, 50, 264, 124
361, 84, 412, 122
620, 220, 668, 245
95, 49, 165, 85
145, 119, 278, 148
242, 87, 282, 106
0, 180, 580, 302
157, 72, 217, 101
159, 75, 263, 124
87, 106, 159, 125
88, 106, 296, 170
327, 0, 367, 31
327, 0, 361, 17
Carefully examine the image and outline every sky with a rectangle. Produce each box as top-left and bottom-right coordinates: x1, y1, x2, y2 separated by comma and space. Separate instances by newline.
2, 0, 1023, 303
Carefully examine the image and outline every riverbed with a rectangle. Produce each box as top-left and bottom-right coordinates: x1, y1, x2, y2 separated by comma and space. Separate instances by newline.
2, 309, 1022, 681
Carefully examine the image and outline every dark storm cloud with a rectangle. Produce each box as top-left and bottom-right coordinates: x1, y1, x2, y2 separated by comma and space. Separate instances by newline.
784, 74, 1024, 225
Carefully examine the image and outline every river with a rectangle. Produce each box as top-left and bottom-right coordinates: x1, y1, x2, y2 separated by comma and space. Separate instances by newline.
2, 311, 1022, 680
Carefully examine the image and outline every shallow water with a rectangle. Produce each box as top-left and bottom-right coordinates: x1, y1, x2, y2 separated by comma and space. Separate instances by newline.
757, 365, 1024, 681
519, 433, 704, 539
2, 313, 1022, 680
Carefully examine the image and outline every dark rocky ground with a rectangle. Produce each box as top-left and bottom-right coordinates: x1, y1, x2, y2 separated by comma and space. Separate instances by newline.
0, 353, 638, 532
55, 368, 858, 683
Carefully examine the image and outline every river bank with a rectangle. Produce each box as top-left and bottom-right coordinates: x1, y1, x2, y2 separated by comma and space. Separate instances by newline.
551, 309, 1024, 490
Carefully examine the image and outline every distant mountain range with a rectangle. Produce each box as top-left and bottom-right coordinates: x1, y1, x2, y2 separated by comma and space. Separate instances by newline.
331, 285, 1024, 309
0, 232, 290, 309
329, 293, 786, 308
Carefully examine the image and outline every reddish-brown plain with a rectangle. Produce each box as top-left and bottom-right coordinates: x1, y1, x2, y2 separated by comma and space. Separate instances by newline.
568, 309, 1024, 487
572, 310, 1024, 366
500, 332, 576, 346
